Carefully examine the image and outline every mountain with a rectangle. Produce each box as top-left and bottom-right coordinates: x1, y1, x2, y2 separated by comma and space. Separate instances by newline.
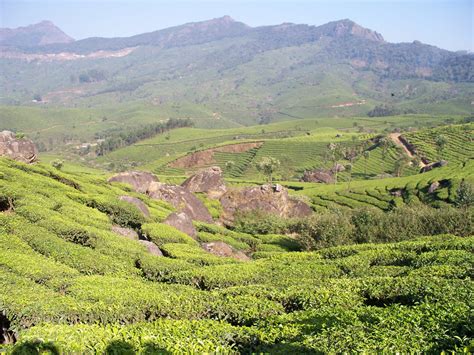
0, 20, 74, 47
0, 17, 472, 126
11, 17, 385, 54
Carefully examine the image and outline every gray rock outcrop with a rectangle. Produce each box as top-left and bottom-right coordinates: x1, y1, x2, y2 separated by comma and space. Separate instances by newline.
164, 212, 197, 238
220, 184, 312, 223
181, 166, 227, 199
202, 241, 249, 261
301, 169, 335, 184
108, 171, 158, 193
119, 195, 150, 217
147, 182, 213, 223
139, 240, 163, 256
112, 225, 139, 240
0, 131, 38, 164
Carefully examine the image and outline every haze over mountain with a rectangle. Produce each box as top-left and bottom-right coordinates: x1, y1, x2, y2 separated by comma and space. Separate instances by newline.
1, 16, 472, 126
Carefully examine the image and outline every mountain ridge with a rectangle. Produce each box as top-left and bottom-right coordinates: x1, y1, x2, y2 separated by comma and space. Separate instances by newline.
0, 20, 74, 47
0, 16, 472, 122
3, 17, 407, 55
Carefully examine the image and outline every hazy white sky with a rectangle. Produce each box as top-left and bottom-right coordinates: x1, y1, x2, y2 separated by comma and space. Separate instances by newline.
1, 0, 472, 51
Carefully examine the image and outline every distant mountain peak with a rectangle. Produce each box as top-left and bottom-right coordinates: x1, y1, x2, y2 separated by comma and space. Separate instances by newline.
0, 20, 74, 47
188, 15, 248, 29
322, 19, 385, 42
218, 15, 236, 23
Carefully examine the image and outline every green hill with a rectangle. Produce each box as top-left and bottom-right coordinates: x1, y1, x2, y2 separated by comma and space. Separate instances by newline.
0, 157, 472, 352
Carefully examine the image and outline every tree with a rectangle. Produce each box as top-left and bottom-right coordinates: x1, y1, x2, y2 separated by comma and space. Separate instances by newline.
256, 157, 280, 183
345, 163, 353, 191
393, 152, 411, 177
379, 137, 394, 172
51, 159, 64, 170
455, 180, 474, 209
363, 150, 370, 175
225, 160, 235, 174
327, 142, 341, 184
435, 134, 448, 159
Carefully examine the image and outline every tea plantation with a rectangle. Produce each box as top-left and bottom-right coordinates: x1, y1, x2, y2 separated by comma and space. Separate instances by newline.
0, 157, 473, 353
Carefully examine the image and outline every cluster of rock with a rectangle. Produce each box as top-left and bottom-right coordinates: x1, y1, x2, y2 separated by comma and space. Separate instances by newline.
0, 131, 38, 164
301, 163, 346, 184
220, 183, 312, 223
420, 160, 448, 173
108, 166, 313, 260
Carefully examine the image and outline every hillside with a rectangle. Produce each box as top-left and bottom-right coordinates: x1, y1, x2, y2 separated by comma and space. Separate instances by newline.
0, 157, 473, 352
95, 118, 472, 180
0, 17, 472, 127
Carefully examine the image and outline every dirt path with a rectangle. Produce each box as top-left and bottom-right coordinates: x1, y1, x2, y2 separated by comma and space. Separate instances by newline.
388, 133, 427, 167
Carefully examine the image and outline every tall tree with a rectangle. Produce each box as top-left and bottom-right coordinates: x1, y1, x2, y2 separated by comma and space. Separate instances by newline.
378, 137, 394, 173
256, 157, 281, 183
393, 152, 411, 177
363, 150, 370, 176
435, 134, 448, 160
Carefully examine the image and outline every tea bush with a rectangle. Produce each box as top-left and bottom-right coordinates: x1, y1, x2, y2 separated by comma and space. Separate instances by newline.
1, 158, 472, 353
141, 223, 197, 246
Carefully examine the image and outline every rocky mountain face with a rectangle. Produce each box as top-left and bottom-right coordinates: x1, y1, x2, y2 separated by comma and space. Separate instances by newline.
0, 21, 74, 47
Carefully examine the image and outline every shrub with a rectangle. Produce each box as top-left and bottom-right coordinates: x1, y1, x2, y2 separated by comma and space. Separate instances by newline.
51, 159, 64, 170
234, 210, 290, 235
141, 223, 197, 246
291, 212, 354, 250
351, 207, 384, 243
87, 197, 146, 229
11, 320, 258, 354
455, 180, 474, 209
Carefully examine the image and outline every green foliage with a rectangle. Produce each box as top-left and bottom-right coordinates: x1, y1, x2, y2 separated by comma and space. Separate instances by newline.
291, 204, 473, 250
455, 180, 474, 209
234, 210, 291, 235
96, 118, 193, 156
51, 159, 64, 170
141, 223, 198, 246
291, 211, 355, 250
11, 320, 257, 354
256, 157, 280, 182
196, 193, 223, 219
0, 157, 473, 353
86, 196, 146, 229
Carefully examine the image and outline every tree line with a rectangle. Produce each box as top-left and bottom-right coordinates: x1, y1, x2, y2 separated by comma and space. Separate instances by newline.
96, 118, 193, 156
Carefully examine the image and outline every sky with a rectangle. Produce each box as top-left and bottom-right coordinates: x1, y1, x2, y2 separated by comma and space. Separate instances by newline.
1, 0, 472, 51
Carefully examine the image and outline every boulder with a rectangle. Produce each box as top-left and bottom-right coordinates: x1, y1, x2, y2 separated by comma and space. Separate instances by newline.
111, 225, 139, 240
202, 241, 250, 261
428, 181, 440, 193
301, 169, 335, 184
164, 212, 197, 238
108, 171, 158, 193
0, 313, 15, 345
390, 188, 404, 197
119, 195, 150, 217
181, 166, 227, 199
220, 184, 312, 223
420, 160, 448, 173
139, 240, 163, 256
147, 182, 213, 223
330, 163, 346, 174
0, 131, 38, 164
